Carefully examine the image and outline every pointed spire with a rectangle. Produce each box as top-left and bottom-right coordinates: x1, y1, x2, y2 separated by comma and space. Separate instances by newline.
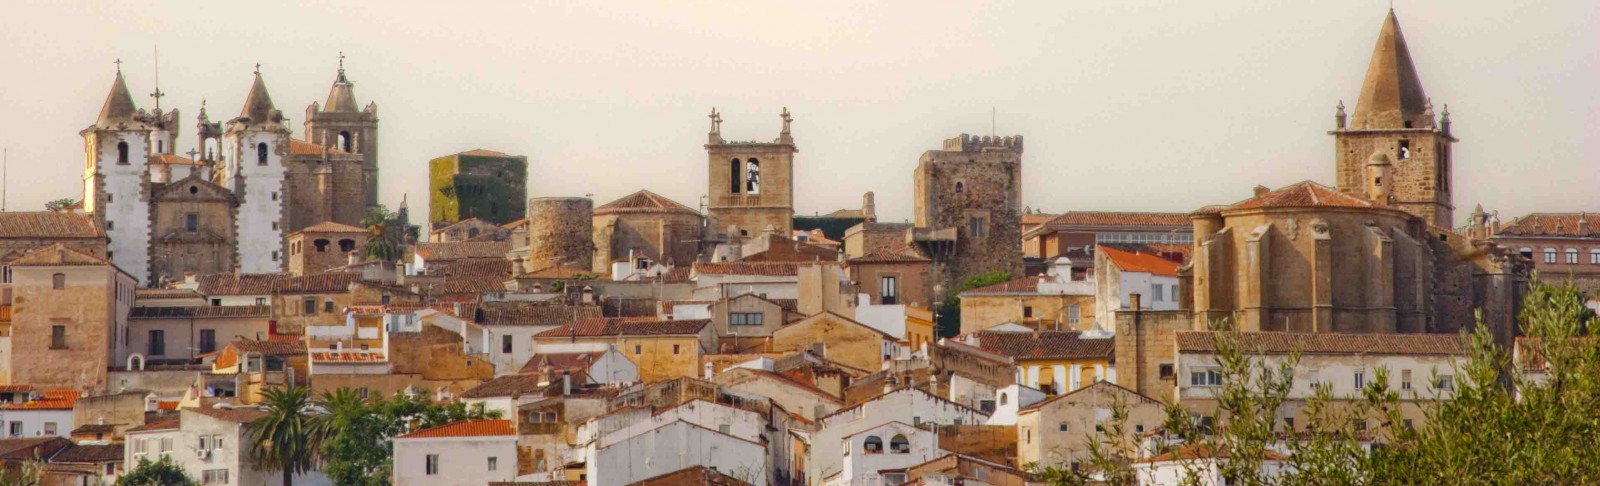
1352, 10, 1430, 129
324, 53, 359, 113
239, 67, 279, 122
96, 67, 139, 126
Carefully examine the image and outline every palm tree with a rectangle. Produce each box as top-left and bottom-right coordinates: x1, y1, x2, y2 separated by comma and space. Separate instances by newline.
362, 205, 402, 262
245, 386, 327, 486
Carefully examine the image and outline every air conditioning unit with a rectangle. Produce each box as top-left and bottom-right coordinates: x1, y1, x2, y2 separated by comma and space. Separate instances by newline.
197, 449, 210, 460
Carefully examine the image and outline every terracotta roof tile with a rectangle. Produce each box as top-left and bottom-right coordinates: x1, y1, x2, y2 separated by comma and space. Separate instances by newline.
693, 262, 800, 277
426, 258, 513, 279
969, 331, 1114, 360
289, 139, 350, 156
1175, 331, 1467, 356
847, 246, 930, 263
135, 288, 204, 300
631, 465, 753, 485
415, 241, 510, 261
294, 221, 368, 234
397, 419, 515, 439
148, 153, 205, 166
1497, 213, 1600, 238
228, 339, 306, 356
130, 305, 270, 319
0, 212, 103, 239
461, 374, 551, 399
9, 244, 109, 266
478, 302, 601, 327
1227, 181, 1375, 211
960, 276, 1040, 296
311, 351, 386, 362
273, 273, 359, 293
518, 265, 598, 279
534, 318, 710, 338
1039, 212, 1192, 228
1097, 245, 1181, 277
520, 351, 606, 374
595, 190, 699, 216
127, 418, 181, 433
50, 443, 124, 463
186, 405, 268, 424
0, 438, 70, 462
194, 273, 285, 295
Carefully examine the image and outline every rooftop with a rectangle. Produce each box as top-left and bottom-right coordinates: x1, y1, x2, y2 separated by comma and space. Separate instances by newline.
967, 330, 1114, 361
397, 419, 515, 439
1098, 245, 1181, 277
595, 190, 699, 216
1496, 213, 1600, 238
534, 318, 711, 338
1176, 331, 1468, 356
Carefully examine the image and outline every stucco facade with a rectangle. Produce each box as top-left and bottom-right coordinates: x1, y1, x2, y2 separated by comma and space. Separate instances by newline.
1015, 381, 1165, 469
770, 313, 895, 374
9, 246, 134, 392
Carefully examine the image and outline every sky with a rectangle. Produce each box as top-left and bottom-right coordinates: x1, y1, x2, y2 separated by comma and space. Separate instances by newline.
1, 1, 1595, 226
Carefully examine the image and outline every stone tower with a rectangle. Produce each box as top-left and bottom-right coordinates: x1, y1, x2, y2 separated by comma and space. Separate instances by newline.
304, 56, 380, 210
911, 134, 1024, 301
1332, 10, 1456, 227
704, 108, 796, 239
80, 68, 155, 283
223, 68, 290, 273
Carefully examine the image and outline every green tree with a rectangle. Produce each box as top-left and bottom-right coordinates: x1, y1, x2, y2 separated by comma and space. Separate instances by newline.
44, 198, 76, 212
361, 205, 402, 262
117, 456, 197, 486
245, 386, 328, 486
319, 389, 504, 486
935, 269, 1012, 337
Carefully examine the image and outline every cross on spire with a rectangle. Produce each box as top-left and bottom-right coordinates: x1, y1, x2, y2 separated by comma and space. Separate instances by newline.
113, 58, 123, 73
254, 62, 261, 75
186, 149, 199, 160
338, 51, 345, 72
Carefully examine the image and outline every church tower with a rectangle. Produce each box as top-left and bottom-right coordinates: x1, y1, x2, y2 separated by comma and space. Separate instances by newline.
704, 108, 797, 240
223, 67, 290, 273
1332, 10, 1456, 227
304, 55, 380, 210
80, 66, 154, 283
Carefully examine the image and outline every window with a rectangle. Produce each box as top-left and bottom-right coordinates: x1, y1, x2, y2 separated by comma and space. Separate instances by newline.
106, 193, 112, 203
1435, 374, 1455, 390
324, 300, 335, 313
339, 131, 353, 152
1190, 368, 1223, 386
52, 273, 65, 290
271, 191, 278, 201
132, 438, 146, 454
1159, 363, 1175, 380
314, 239, 330, 253
1022, 306, 1034, 319
186, 213, 199, 233
634, 345, 641, 355
1136, 424, 1145, 434
488, 456, 498, 471
1059, 422, 1069, 432
50, 325, 66, 349
257, 142, 269, 165
979, 400, 995, 413
999, 392, 1008, 406
881, 276, 898, 305
1151, 284, 1163, 302
863, 436, 883, 454
303, 298, 317, 315
954, 181, 964, 193
272, 251, 279, 261
425, 454, 440, 475
1566, 249, 1579, 264
256, 297, 267, 306
6, 422, 18, 437
42, 422, 55, 436
730, 313, 764, 326
969, 217, 986, 237
107, 221, 114, 230
1171, 284, 1179, 302
213, 435, 223, 450
116, 141, 131, 165
148, 330, 165, 356
199, 329, 216, 354
339, 239, 356, 252
159, 438, 173, 452
1545, 249, 1557, 264
1354, 370, 1366, 389
728, 159, 742, 194
1067, 306, 1081, 323
672, 344, 681, 355
718, 424, 731, 434
502, 335, 513, 354
890, 434, 910, 453
1591, 250, 1600, 265
1401, 369, 1413, 390
199, 436, 210, 450
1398, 139, 1411, 159
1285, 417, 1296, 431
745, 158, 761, 194
202, 469, 229, 485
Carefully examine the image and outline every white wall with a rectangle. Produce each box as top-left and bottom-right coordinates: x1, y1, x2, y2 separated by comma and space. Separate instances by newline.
853, 294, 906, 341
1178, 352, 1465, 402
811, 388, 990, 483
985, 384, 1047, 426
0, 409, 72, 438
226, 131, 286, 274
595, 399, 764, 448
89, 131, 153, 284
393, 435, 518, 486
125, 409, 330, 486
484, 324, 558, 375
839, 422, 943, 486
947, 373, 997, 412
587, 420, 768, 486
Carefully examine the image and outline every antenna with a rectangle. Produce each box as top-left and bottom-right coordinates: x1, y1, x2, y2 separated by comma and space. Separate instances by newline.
2, 147, 6, 211
150, 46, 165, 110
991, 107, 996, 137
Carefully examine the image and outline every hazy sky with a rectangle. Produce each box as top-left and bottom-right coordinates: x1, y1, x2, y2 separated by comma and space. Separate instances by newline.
2, 1, 1595, 226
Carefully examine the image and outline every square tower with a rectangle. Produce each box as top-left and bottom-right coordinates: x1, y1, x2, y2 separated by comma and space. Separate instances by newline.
1331, 10, 1456, 227
80, 70, 155, 284
912, 134, 1024, 298
704, 108, 796, 239
224, 71, 291, 274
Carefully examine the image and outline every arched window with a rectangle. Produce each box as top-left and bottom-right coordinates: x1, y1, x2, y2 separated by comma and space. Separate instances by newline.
863, 436, 883, 454
746, 158, 761, 194
338, 239, 356, 252
116, 142, 130, 165
1544, 248, 1557, 264
1566, 248, 1579, 264
729, 159, 742, 194
1520, 247, 1533, 260
338, 131, 353, 152
257, 143, 269, 165
52, 273, 66, 290
890, 434, 910, 454
314, 239, 330, 253
999, 392, 1008, 406
468, 228, 480, 238
1591, 249, 1600, 265
955, 181, 965, 193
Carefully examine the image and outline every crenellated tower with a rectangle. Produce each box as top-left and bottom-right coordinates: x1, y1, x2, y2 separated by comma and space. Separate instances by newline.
223, 67, 290, 273
1331, 10, 1456, 227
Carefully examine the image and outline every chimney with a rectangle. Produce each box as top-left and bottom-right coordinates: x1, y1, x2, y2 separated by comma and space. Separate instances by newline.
561, 372, 571, 396
183, 271, 197, 285
1580, 214, 1590, 234
1253, 185, 1270, 197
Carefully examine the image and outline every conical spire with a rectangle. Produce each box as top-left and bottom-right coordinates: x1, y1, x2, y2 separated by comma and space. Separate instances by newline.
96, 70, 139, 125
1352, 10, 1430, 130
324, 52, 359, 113
239, 67, 279, 122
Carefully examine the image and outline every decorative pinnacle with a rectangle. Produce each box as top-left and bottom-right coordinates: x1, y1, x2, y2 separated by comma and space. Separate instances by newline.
1336, 100, 1345, 116
338, 51, 345, 73
709, 107, 722, 133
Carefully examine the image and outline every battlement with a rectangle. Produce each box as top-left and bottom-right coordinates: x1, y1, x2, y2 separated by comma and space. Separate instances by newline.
942, 133, 1023, 154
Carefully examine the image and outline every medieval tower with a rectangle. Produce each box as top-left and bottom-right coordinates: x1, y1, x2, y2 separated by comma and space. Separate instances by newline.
81, 69, 156, 282
223, 69, 290, 273
1332, 10, 1456, 227
912, 134, 1024, 301
303, 56, 381, 211
704, 108, 796, 240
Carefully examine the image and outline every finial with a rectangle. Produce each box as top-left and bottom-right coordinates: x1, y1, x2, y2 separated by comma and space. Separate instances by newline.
709, 107, 722, 133
780, 107, 792, 133
113, 58, 123, 74
1336, 100, 1345, 115
338, 51, 345, 73
186, 149, 199, 160
254, 62, 261, 75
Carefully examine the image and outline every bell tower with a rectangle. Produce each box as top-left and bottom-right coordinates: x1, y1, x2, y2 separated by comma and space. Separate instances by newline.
304, 53, 380, 209
80, 63, 155, 283
704, 108, 797, 239
224, 65, 290, 273
1331, 10, 1456, 227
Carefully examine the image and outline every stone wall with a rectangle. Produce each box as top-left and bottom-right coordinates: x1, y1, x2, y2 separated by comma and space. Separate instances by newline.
11, 264, 125, 392
592, 211, 701, 272
1112, 309, 1192, 401
149, 177, 237, 281
429, 153, 529, 225
913, 134, 1024, 302
706, 133, 796, 238
1333, 129, 1453, 226
526, 197, 595, 271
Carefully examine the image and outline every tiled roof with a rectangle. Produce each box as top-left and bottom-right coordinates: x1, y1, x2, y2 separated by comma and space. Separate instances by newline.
294, 221, 368, 234
311, 351, 387, 363
478, 302, 601, 327
229, 339, 306, 357
595, 190, 699, 216
1100, 243, 1192, 265
186, 405, 268, 424
414, 241, 510, 261
632, 465, 753, 486
1040, 212, 1192, 228
288, 139, 350, 156
658, 266, 692, 282
457, 149, 511, 157
1021, 380, 1162, 412
149, 153, 205, 166
960, 276, 1041, 296
969, 331, 1114, 360
50, 443, 124, 463
1497, 213, 1600, 238
1227, 181, 1376, 211
397, 419, 515, 439
9, 244, 109, 266
0, 212, 102, 239
194, 273, 284, 295
0, 390, 81, 410
127, 418, 181, 433
694, 262, 800, 277
130, 305, 270, 319
1021, 213, 1060, 226
135, 288, 204, 300
520, 351, 606, 374
0, 438, 69, 462
847, 246, 930, 263
534, 318, 710, 338
1097, 246, 1181, 277
274, 273, 359, 293
70, 424, 117, 435
1175, 331, 1468, 356
426, 258, 513, 279
518, 265, 597, 279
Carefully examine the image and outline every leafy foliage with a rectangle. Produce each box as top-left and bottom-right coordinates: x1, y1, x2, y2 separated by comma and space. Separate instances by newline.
44, 198, 76, 212
935, 269, 1013, 337
117, 456, 197, 486
320, 389, 501, 486
362, 205, 402, 262
245, 386, 328, 486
